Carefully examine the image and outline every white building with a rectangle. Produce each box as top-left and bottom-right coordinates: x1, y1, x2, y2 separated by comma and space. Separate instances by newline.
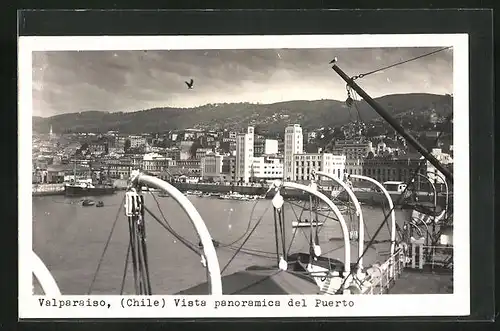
284, 124, 303, 181
250, 155, 284, 181
293, 153, 346, 183
427, 148, 453, 185
129, 135, 148, 148
200, 153, 224, 181
331, 139, 373, 181
142, 152, 172, 175
264, 139, 279, 155
235, 127, 255, 182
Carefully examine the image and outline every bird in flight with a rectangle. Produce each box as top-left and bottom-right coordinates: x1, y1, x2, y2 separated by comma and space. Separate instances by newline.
185, 79, 194, 89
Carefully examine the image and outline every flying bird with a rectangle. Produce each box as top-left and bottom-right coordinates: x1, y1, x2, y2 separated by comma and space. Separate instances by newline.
185, 79, 194, 89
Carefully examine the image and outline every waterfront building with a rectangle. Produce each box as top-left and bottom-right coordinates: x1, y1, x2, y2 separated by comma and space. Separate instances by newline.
362, 154, 427, 186
331, 139, 374, 181
284, 124, 303, 181
221, 155, 236, 182
235, 127, 255, 182
293, 153, 346, 184
142, 152, 172, 176
200, 152, 224, 182
250, 155, 284, 181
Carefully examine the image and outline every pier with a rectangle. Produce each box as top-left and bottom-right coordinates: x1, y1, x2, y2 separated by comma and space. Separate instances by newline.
32, 184, 65, 196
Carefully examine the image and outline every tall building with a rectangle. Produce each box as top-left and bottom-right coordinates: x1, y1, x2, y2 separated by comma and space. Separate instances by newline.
235, 126, 254, 182
284, 124, 303, 180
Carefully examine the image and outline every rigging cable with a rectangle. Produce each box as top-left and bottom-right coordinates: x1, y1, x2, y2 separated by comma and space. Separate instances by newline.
220, 201, 273, 275
351, 47, 452, 81
119, 240, 131, 295
87, 195, 126, 295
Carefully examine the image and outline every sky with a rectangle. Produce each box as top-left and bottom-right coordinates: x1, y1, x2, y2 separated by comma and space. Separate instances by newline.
32, 47, 453, 117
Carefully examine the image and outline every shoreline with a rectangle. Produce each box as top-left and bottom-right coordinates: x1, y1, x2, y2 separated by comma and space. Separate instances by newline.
32, 181, 450, 207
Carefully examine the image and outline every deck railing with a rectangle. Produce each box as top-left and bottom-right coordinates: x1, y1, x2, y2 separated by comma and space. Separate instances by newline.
364, 248, 406, 295
410, 244, 453, 270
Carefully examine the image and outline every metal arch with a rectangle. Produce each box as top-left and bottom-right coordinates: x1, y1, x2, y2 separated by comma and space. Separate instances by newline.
32, 251, 61, 296
274, 181, 352, 274
348, 174, 396, 258
426, 170, 449, 218
314, 170, 365, 270
415, 173, 437, 209
130, 172, 223, 295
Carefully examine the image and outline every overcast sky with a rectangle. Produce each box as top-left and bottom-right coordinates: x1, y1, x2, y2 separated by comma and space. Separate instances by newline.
32, 47, 453, 117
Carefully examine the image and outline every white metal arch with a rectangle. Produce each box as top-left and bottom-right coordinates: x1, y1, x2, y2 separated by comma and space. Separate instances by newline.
426, 170, 449, 218
272, 180, 352, 275
314, 170, 365, 270
130, 171, 223, 295
415, 173, 437, 208
348, 174, 396, 259
32, 251, 61, 296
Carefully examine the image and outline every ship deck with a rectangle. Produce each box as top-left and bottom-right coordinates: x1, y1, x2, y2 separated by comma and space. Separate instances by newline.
388, 266, 453, 294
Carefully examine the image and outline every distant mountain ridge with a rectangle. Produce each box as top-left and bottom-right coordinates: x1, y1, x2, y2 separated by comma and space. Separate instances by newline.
33, 93, 453, 134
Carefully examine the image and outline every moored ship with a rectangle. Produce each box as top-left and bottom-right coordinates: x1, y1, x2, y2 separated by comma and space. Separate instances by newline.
64, 180, 116, 197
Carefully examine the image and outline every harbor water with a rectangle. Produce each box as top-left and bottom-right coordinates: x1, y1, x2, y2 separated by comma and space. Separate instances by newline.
33, 193, 407, 295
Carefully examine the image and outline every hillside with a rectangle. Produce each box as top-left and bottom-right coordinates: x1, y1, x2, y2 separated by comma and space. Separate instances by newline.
32, 93, 453, 134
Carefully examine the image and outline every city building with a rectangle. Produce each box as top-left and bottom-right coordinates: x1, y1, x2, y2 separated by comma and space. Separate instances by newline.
264, 139, 279, 155
221, 155, 236, 182
107, 163, 133, 180
254, 138, 279, 156
293, 153, 346, 183
129, 135, 148, 148
426, 148, 453, 189
362, 154, 426, 185
195, 148, 212, 160
284, 124, 304, 181
142, 152, 173, 176
250, 155, 284, 181
235, 126, 255, 182
200, 152, 224, 182
331, 139, 374, 181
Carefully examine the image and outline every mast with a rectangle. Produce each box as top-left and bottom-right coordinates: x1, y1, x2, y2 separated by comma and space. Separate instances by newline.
331, 64, 453, 184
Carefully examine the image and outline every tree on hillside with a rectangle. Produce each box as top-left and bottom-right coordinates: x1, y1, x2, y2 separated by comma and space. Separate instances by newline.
189, 140, 203, 158
124, 139, 131, 153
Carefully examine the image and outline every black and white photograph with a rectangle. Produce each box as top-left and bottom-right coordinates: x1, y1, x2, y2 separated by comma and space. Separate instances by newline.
19, 34, 469, 318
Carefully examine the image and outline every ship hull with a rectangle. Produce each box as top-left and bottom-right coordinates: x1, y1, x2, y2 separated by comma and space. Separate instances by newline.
64, 185, 116, 197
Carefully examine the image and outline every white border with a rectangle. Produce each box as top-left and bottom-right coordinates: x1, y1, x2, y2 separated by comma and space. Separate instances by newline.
20, 34, 469, 319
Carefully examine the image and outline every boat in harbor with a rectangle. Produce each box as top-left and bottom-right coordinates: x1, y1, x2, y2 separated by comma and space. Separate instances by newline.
219, 192, 256, 201
81, 199, 95, 207
95, 201, 104, 208
65, 181, 116, 197
64, 161, 116, 197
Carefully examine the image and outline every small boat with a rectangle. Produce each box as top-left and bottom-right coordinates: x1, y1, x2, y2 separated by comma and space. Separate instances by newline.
202, 193, 212, 198
198, 239, 220, 248
292, 219, 325, 228
95, 201, 104, 208
82, 199, 95, 207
